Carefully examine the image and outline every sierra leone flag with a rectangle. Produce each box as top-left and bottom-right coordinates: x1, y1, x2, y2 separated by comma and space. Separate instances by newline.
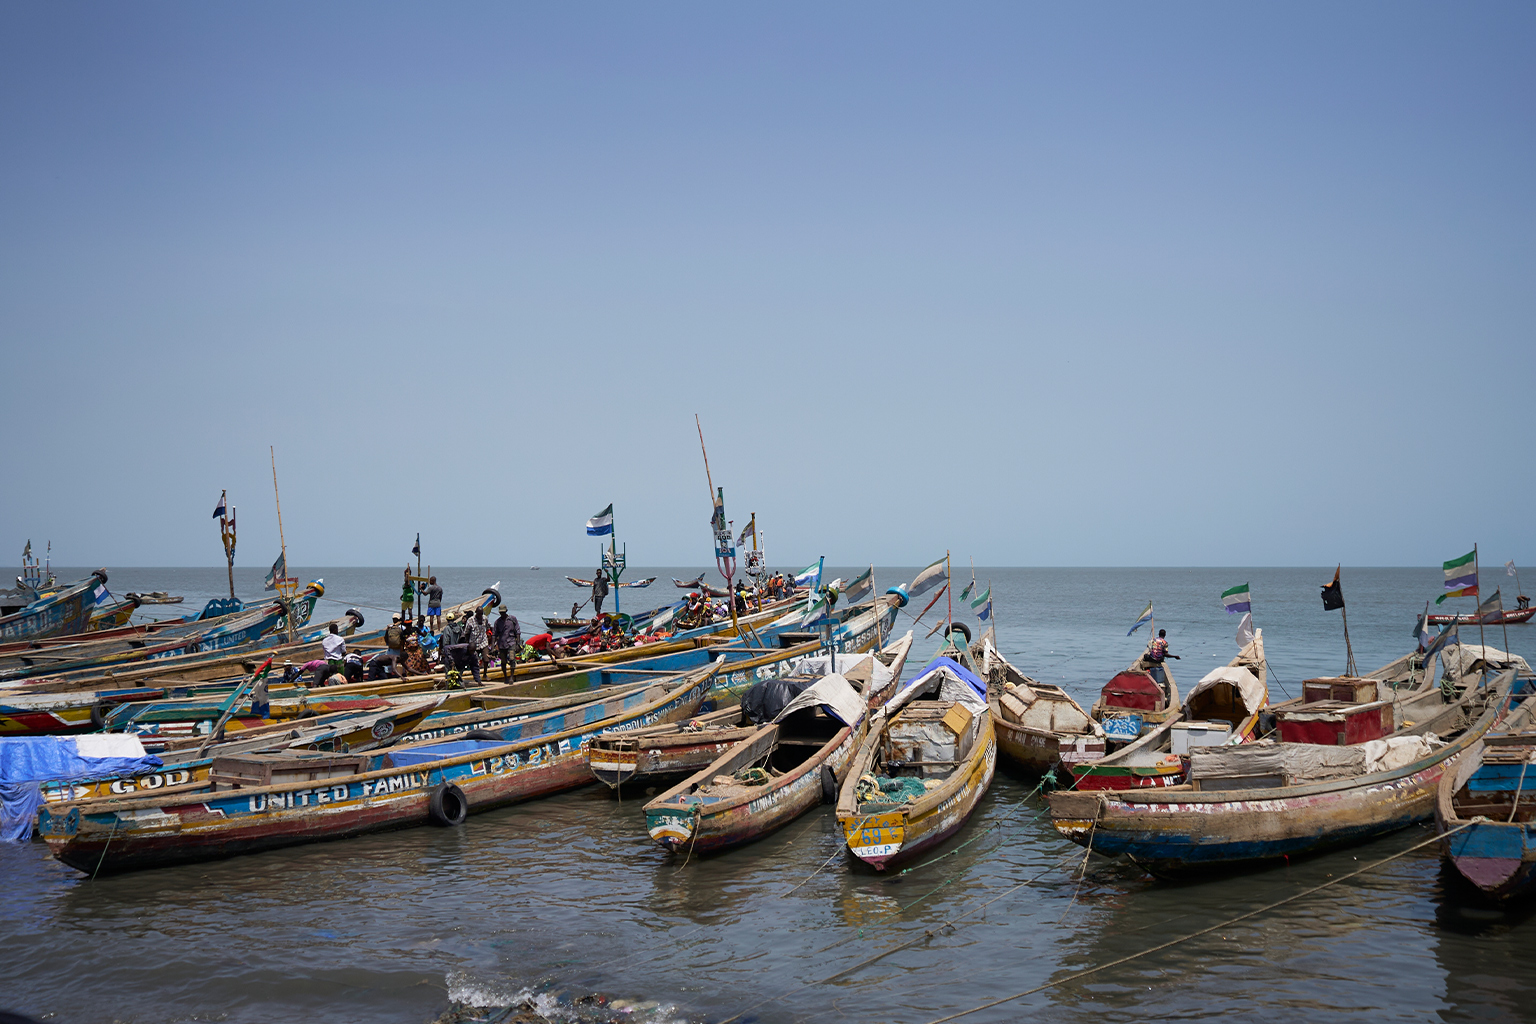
970, 586, 992, 621
844, 567, 873, 604
1127, 601, 1153, 636
1221, 583, 1251, 615
793, 559, 823, 587
585, 504, 614, 536
1436, 549, 1478, 604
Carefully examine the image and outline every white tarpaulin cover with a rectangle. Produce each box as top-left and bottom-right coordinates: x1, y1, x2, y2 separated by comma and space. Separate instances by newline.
773, 674, 867, 727
1439, 645, 1532, 684
884, 657, 989, 717
788, 652, 894, 696
1183, 666, 1266, 716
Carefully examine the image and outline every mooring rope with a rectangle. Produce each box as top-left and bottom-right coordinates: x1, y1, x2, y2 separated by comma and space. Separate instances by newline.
916, 822, 1472, 1024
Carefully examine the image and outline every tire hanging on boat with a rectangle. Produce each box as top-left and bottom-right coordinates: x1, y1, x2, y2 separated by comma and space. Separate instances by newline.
821, 764, 838, 805
428, 782, 469, 826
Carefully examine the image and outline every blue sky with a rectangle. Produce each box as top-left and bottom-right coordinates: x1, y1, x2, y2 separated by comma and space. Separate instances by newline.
2, 3, 1531, 569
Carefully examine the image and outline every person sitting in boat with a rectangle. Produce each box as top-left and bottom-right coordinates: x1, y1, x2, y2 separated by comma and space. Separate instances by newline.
1144, 629, 1179, 696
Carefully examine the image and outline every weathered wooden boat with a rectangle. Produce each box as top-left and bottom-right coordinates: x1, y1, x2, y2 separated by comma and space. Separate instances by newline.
1064, 631, 1268, 791
125, 591, 184, 605
87, 595, 142, 632
542, 617, 588, 631
39, 697, 446, 804
645, 633, 913, 855
1048, 660, 1517, 878
587, 705, 753, 791
1427, 606, 1534, 627
837, 631, 996, 871
37, 661, 722, 873
1436, 687, 1536, 903
975, 629, 1102, 775
0, 571, 109, 643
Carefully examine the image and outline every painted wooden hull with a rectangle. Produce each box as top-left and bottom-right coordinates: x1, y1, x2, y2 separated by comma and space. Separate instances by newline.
840, 715, 996, 872
40, 700, 444, 804
39, 669, 716, 874
587, 708, 753, 790
646, 723, 860, 855
1436, 713, 1536, 904
0, 573, 107, 644
1427, 608, 1535, 626
994, 716, 1078, 775
1050, 695, 1504, 878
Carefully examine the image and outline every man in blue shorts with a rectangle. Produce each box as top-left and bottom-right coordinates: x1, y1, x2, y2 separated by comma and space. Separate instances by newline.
426, 576, 443, 630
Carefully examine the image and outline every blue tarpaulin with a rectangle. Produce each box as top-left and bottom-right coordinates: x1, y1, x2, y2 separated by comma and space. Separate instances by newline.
0, 736, 163, 842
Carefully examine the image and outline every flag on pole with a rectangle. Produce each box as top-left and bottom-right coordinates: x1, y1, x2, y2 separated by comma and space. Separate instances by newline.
212, 494, 227, 519
969, 586, 991, 612
1509, 561, 1519, 577
793, 560, 822, 587
737, 519, 755, 546
1235, 612, 1255, 649
908, 557, 948, 599
959, 580, 975, 603
844, 567, 873, 604
1436, 549, 1479, 604
411, 533, 420, 558
975, 591, 993, 621
1127, 601, 1154, 636
1221, 583, 1252, 615
1478, 588, 1503, 618
1412, 603, 1433, 647
263, 552, 286, 591
1424, 621, 1460, 660
585, 504, 614, 536
1321, 566, 1345, 611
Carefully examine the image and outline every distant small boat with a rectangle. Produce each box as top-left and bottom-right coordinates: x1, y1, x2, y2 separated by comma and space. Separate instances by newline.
530, 567, 540, 571
1427, 606, 1534, 627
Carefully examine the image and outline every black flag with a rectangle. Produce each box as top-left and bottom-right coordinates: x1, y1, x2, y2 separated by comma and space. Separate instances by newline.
411, 533, 420, 558
1321, 566, 1345, 611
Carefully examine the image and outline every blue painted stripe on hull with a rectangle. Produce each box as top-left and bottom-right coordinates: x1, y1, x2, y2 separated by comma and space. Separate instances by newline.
1085, 817, 1420, 875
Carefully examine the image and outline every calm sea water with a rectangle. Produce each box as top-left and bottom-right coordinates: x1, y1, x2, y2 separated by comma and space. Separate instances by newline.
3, 566, 1533, 1024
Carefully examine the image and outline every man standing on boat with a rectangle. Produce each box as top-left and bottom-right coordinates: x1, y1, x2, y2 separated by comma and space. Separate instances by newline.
426, 576, 443, 630
321, 622, 347, 684
494, 606, 522, 681
592, 570, 609, 618
1145, 629, 1179, 697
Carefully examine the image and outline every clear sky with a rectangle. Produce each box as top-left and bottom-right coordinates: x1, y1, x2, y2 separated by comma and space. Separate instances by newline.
2, 3, 1531, 570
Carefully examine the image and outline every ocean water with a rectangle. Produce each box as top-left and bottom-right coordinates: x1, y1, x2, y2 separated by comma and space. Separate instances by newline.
3, 565, 1532, 1023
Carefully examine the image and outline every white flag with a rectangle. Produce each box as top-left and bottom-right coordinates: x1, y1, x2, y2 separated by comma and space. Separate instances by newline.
1235, 612, 1255, 649
1508, 560, 1519, 577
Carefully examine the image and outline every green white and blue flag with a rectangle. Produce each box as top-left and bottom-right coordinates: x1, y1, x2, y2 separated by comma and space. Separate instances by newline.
1221, 583, 1251, 615
1127, 601, 1153, 636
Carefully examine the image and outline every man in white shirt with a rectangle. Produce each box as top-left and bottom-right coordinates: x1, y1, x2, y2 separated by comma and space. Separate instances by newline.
321, 623, 347, 684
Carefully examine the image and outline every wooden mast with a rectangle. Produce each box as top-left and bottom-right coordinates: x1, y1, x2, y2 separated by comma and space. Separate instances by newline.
270, 447, 295, 643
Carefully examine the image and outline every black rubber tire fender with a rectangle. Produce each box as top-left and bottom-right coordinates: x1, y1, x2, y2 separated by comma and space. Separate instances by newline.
428, 782, 469, 826
481, 587, 502, 608
89, 703, 107, 729
948, 621, 972, 643
345, 608, 365, 628
460, 729, 503, 742
821, 764, 838, 805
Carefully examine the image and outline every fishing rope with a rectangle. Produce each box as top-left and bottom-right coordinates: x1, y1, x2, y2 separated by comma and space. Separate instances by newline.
916, 822, 1475, 1024
89, 814, 121, 881
717, 845, 1085, 1024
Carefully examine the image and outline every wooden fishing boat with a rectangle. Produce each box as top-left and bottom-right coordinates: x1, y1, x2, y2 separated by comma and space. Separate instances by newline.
1047, 660, 1517, 878
542, 617, 588, 631
39, 697, 445, 804
588, 706, 755, 791
1427, 606, 1534, 627
0, 571, 109, 643
37, 661, 721, 873
1064, 631, 1268, 791
836, 631, 995, 871
644, 633, 913, 855
1436, 689, 1536, 903
975, 629, 1101, 775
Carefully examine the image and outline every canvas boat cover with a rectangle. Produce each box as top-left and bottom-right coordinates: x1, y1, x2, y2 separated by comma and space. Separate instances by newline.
772, 674, 867, 727
1184, 666, 1266, 717
1, 734, 162, 842
787, 652, 894, 696
1438, 645, 1532, 684
1188, 733, 1444, 787
884, 657, 988, 717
